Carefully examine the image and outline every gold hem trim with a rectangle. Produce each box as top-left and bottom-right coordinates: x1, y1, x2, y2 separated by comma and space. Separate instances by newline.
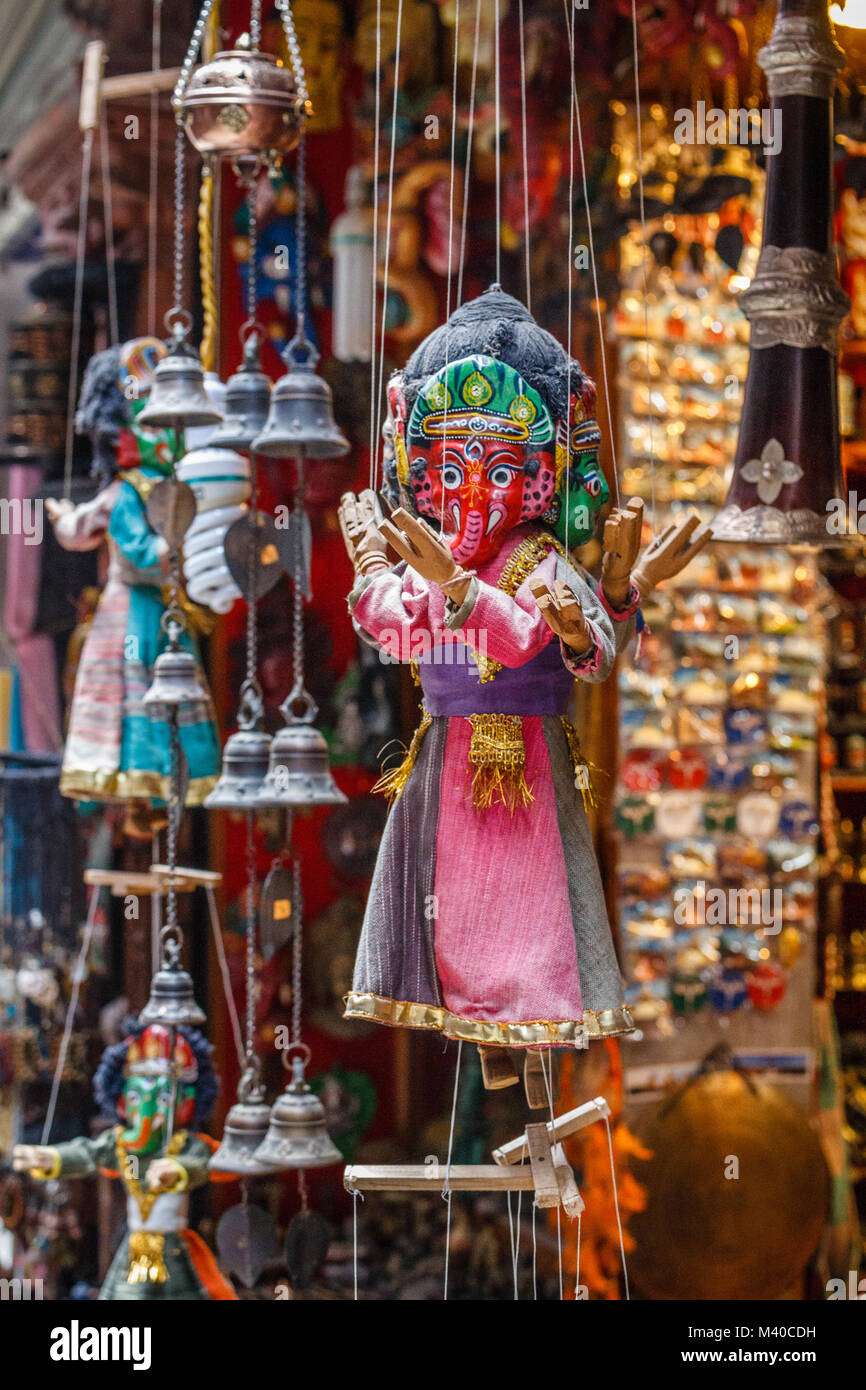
343, 991, 634, 1046
59, 768, 218, 806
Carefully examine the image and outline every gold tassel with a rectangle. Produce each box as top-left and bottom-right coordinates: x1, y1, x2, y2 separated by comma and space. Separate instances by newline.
372, 708, 432, 802
562, 716, 597, 813
467, 714, 534, 812
127, 1231, 168, 1285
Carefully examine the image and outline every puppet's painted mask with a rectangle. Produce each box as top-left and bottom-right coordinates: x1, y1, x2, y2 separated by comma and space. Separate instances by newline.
401, 355, 556, 566
117, 1025, 197, 1154
549, 417, 610, 549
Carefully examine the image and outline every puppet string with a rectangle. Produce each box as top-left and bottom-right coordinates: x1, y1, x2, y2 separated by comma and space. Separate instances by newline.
206, 881, 245, 1069
457, 0, 482, 308
630, 0, 655, 531
439, 0, 461, 535
494, 0, 501, 285
368, 0, 382, 490
507, 1188, 522, 1299
518, 0, 531, 313
531, 1197, 538, 1300
63, 126, 93, 501
575, 1207, 582, 1301
352, 1187, 365, 1300
374, 0, 404, 487
148, 0, 163, 337
441, 1037, 462, 1301
604, 1113, 630, 1300
41, 884, 101, 1145
562, 0, 620, 506
540, 1049, 563, 1301
99, 104, 119, 347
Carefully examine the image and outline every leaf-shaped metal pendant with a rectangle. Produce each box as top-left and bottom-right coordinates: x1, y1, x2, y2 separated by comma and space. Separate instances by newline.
259, 863, 296, 963
284, 1210, 332, 1290
216, 1203, 278, 1290
224, 511, 284, 600
170, 745, 189, 832
146, 478, 197, 548
276, 508, 311, 598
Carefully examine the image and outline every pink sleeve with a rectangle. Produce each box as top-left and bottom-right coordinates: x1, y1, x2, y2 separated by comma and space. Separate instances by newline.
351, 566, 441, 660
53, 482, 119, 552
453, 553, 558, 668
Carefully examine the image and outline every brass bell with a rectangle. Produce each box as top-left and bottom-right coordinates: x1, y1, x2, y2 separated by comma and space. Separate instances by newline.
209, 1062, 275, 1176
178, 40, 304, 160
205, 727, 272, 809
139, 932, 205, 1028
255, 687, 346, 808
137, 319, 223, 431
252, 331, 349, 460
253, 1046, 342, 1171
143, 620, 213, 720
209, 328, 272, 451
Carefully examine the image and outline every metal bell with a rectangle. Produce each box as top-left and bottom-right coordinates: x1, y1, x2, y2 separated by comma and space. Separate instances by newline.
139, 934, 205, 1028
178, 42, 305, 160
209, 1063, 274, 1176
209, 328, 272, 450
253, 1048, 342, 1171
137, 322, 223, 431
205, 727, 272, 809
252, 331, 349, 460
143, 621, 213, 720
255, 688, 346, 808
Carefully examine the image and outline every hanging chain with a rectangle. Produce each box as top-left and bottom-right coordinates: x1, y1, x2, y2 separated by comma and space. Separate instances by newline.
292, 461, 305, 694
245, 810, 257, 1063
172, 0, 220, 112
291, 854, 303, 1044
172, 124, 186, 316
293, 124, 308, 337
247, 178, 258, 325
166, 712, 180, 935
250, 0, 262, 50
277, 0, 310, 108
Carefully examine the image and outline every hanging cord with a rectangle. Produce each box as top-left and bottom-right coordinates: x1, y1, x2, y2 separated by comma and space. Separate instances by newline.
604, 1113, 630, 1300
439, 0, 460, 536
368, 0, 383, 489
493, 0, 501, 285
41, 885, 101, 1145
540, 1051, 563, 1300
457, 0, 482, 308
441, 1038, 462, 1301
352, 1187, 366, 1300
63, 127, 94, 501
206, 881, 245, 1068
506, 1189, 522, 1299
148, 0, 163, 337
374, 0, 404, 486
629, 0, 655, 529
99, 104, 119, 347
199, 162, 217, 372
531, 1197, 538, 1299
562, 0, 620, 505
574, 1207, 582, 1300
517, 0, 531, 312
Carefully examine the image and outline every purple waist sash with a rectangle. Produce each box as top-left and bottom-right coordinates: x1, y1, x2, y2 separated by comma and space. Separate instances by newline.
418, 640, 574, 715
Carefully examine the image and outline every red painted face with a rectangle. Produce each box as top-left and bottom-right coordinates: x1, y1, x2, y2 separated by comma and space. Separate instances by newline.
412, 437, 553, 566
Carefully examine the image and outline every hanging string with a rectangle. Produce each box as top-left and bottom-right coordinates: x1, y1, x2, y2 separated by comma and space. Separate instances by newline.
439, 0, 461, 537
506, 1189, 522, 1299
575, 1208, 582, 1301
517, 0, 531, 312
63, 126, 94, 501
604, 1114, 630, 1300
374, 0, 404, 487
99, 104, 119, 347
457, 0, 482, 308
41, 885, 101, 1145
441, 1037, 462, 1301
352, 1187, 365, 1300
629, 0, 655, 530
540, 1050, 563, 1300
148, 0, 163, 338
493, 0, 501, 285
368, 0, 382, 489
531, 1198, 538, 1299
206, 882, 245, 1068
562, 0, 620, 505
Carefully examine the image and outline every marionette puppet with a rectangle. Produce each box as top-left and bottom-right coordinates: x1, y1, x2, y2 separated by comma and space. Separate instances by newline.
44, 341, 220, 834
12, 1021, 236, 1300
338, 287, 707, 1103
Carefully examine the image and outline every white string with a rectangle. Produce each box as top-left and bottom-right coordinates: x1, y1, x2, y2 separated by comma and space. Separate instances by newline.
99, 104, 119, 347
368, 0, 382, 490
457, 0, 482, 308
352, 1187, 365, 1300
575, 1208, 582, 1300
439, 0, 461, 537
604, 1114, 630, 1300
531, 1197, 538, 1299
630, 0, 655, 529
41, 885, 101, 1145
205, 885, 245, 1070
507, 1189, 522, 1298
493, 0, 501, 285
517, 0, 531, 312
540, 1050, 563, 1300
63, 127, 94, 501
562, 0, 620, 505
374, 0, 404, 490
441, 1038, 462, 1300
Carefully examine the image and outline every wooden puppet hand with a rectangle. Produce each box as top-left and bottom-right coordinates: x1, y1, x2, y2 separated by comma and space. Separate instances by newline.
530, 577, 592, 656
12, 1144, 55, 1174
147, 1157, 186, 1192
601, 497, 644, 609
378, 507, 472, 605
631, 512, 711, 599
338, 489, 389, 577
44, 497, 74, 526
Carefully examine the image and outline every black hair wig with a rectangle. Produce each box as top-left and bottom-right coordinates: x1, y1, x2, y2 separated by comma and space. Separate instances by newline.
93, 1019, 219, 1130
